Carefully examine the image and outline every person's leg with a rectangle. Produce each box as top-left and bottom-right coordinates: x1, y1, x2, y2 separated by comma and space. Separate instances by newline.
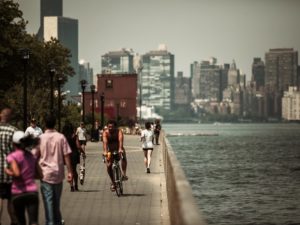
106, 161, 115, 191
121, 152, 128, 179
1, 183, 18, 225
0, 198, 4, 222
143, 150, 148, 170
25, 192, 39, 225
11, 195, 26, 225
52, 183, 63, 225
147, 149, 153, 169
40, 181, 54, 225
81, 142, 86, 153
73, 164, 79, 191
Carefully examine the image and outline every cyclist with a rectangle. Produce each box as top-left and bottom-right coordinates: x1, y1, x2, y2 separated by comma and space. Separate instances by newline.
102, 120, 128, 191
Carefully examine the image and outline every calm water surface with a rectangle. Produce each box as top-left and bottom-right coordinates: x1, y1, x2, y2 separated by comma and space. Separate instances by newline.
164, 123, 300, 225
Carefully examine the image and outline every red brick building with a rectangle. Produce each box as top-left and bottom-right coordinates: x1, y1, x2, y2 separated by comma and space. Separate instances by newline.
84, 74, 137, 123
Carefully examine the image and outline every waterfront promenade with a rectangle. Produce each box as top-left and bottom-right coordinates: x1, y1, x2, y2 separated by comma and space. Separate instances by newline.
2, 135, 170, 225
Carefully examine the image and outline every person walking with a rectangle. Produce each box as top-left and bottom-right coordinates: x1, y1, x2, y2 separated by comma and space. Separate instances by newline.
141, 121, 154, 173
25, 118, 43, 138
76, 122, 87, 153
33, 115, 73, 225
154, 120, 161, 145
5, 131, 42, 225
0, 107, 18, 225
102, 120, 128, 192
76, 122, 87, 185
62, 122, 85, 192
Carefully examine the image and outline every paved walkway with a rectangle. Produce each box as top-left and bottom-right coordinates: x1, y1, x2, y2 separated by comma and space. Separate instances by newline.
2, 135, 169, 225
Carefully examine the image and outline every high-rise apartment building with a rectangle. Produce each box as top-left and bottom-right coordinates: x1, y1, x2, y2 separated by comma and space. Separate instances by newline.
265, 48, 298, 92
101, 49, 135, 74
192, 59, 229, 102
174, 72, 192, 106
251, 57, 265, 91
282, 86, 300, 121
220, 63, 229, 92
141, 45, 175, 110
191, 61, 201, 98
44, 16, 79, 96
198, 58, 221, 101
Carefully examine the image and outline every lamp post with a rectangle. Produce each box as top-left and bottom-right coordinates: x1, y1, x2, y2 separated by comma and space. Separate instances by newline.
90, 84, 96, 140
133, 54, 143, 124
100, 92, 105, 129
57, 75, 63, 132
80, 79, 87, 123
20, 48, 30, 131
48, 62, 56, 112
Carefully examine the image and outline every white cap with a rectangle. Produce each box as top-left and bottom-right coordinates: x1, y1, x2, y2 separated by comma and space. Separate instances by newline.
13, 131, 25, 144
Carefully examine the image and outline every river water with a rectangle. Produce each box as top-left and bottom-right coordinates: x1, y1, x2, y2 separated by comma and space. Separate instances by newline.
164, 123, 300, 225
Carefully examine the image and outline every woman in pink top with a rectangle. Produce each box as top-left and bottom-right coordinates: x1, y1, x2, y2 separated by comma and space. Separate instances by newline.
5, 131, 42, 225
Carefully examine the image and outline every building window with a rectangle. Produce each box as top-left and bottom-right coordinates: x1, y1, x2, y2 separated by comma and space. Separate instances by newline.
106, 79, 113, 88
120, 100, 126, 108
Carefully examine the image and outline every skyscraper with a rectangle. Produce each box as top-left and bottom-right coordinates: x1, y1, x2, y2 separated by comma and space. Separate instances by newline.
227, 60, 240, 87
174, 72, 192, 106
79, 60, 94, 89
141, 45, 175, 110
44, 16, 79, 95
198, 58, 221, 101
251, 57, 265, 91
191, 61, 201, 98
38, 0, 63, 38
265, 48, 298, 92
101, 49, 135, 74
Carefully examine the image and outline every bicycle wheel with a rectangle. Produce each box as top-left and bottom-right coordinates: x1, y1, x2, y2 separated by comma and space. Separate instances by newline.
118, 166, 123, 195
113, 165, 122, 197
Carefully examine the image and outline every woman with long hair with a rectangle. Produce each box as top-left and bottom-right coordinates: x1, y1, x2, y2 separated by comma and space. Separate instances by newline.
62, 122, 84, 191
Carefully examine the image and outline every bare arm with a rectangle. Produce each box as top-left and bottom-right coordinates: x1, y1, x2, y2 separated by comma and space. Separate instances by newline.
118, 129, 124, 153
64, 154, 73, 183
5, 160, 20, 177
102, 131, 109, 155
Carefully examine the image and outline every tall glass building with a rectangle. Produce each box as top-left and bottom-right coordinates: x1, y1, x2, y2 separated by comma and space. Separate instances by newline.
44, 16, 79, 96
101, 49, 135, 74
141, 45, 175, 110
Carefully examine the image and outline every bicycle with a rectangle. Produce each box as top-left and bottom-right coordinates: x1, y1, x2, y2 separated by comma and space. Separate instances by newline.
112, 151, 123, 196
103, 151, 123, 197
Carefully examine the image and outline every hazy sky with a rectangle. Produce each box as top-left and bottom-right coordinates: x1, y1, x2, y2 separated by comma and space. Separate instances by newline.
15, 0, 300, 79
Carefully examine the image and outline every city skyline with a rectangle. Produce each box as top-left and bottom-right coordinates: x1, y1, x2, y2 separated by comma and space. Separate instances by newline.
16, 0, 300, 79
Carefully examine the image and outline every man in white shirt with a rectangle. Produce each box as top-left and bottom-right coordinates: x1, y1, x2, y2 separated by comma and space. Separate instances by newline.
25, 118, 43, 137
76, 122, 87, 152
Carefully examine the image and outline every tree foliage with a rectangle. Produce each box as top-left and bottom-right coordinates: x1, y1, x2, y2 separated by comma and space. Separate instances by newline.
0, 0, 75, 128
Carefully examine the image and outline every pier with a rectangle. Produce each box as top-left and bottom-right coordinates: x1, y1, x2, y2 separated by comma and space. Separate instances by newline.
2, 134, 205, 225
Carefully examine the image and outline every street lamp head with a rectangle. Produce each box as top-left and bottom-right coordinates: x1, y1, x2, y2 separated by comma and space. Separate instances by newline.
19, 48, 30, 62
90, 84, 96, 93
48, 62, 56, 75
80, 79, 87, 91
57, 74, 63, 84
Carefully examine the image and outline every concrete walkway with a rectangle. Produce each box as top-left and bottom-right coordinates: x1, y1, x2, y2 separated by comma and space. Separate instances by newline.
2, 135, 169, 225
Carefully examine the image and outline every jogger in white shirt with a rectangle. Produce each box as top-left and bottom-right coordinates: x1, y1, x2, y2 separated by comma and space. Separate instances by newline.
141, 121, 154, 173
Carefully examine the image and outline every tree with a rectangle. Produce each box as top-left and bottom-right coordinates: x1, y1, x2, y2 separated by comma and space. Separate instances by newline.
0, 0, 75, 127
0, 0, 27, 99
